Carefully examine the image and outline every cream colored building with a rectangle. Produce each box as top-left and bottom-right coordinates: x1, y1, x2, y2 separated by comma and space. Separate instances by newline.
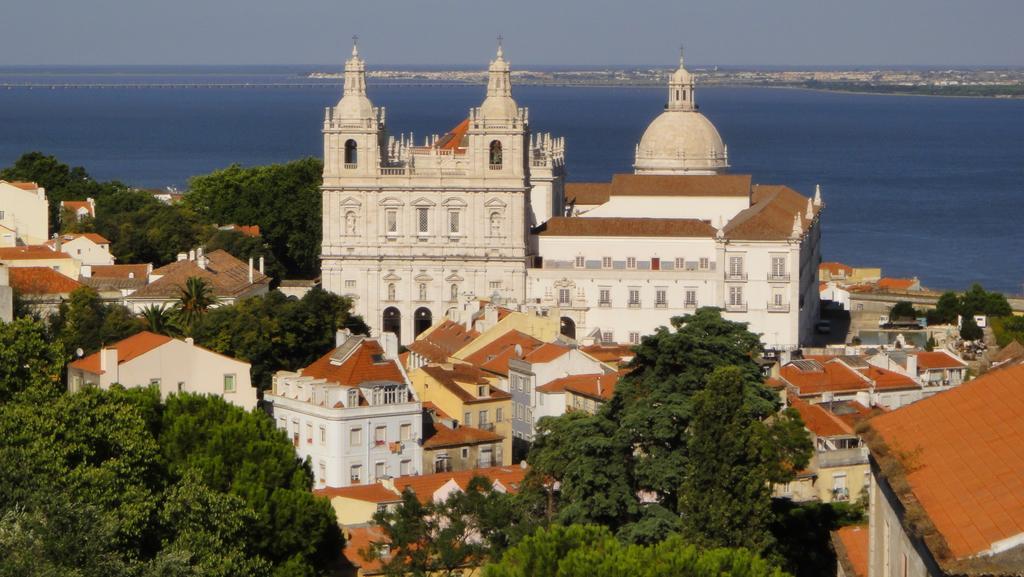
67, 331, 258, 410
0, 245, 81, 280
321, 46, 823, 352
47, 233, 115, 266
0, 181, 48, 245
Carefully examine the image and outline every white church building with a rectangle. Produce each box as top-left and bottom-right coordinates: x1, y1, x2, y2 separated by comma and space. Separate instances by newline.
321, 43, 823, 351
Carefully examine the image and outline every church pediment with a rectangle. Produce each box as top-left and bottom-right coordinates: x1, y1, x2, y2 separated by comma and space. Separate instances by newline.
414, 273, 433, 282
340, 196, 362, 207
444, 273, 464, 282
382, 272, 402, 281
379, 196, 404, 206
441, 197, 468, 207
411, 197, 437, 207
484, 198, 507, 208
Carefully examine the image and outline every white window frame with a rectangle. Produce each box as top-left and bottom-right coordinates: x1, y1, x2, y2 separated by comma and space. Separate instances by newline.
601, 256, 612, 269
223, 373, 236, 393
417, 207, 430, 235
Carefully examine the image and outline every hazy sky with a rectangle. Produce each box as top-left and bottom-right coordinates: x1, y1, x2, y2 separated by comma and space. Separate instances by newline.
4, 0, 1023, 66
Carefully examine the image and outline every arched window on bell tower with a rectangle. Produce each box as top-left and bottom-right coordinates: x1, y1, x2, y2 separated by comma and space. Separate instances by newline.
344, 140, 358, 166
489, 140, 502, 168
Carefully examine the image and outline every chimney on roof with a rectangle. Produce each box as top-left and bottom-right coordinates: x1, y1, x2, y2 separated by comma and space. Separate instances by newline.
188, 249, 196, 261
81, 265, 92, 278
248, 257, 254, 283
335, 328, 352, 348
52, 233, 61, 252
259, 256, 264, 275
177, 252, 187, 261
907, 353, 918, 377
196, 247, 207, 270
99, 347, 118, 375
380, 331, 399, 361
597, 376, 603, 397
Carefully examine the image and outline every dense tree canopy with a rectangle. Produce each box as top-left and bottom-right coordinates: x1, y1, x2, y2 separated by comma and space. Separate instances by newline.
482, 524, 792, 577
928, 284, 1011, 325
192, 288, 368, 389
186, 159, 323, 277
51, 286, 144, 357
525, 308, 811, 550
0, 317, 65, 401
0, 386, 340, 577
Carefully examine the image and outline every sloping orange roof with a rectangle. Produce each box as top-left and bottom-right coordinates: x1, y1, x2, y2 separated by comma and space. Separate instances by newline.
48, 233, 110, 247
916, 351, 967, 371
342, 526, 388, 575
877, 277, 917, 291
422, 422, 503, 449
461, 330, 543, 375
993, 341, 1024, 365
5, 181, 40, 190
409, 320, 480, 363
833, 401, 877, 428
565, 183, 611, 205
608, 173, 752, 197
0, 245, 71, 260
724, 185, 818, 241
302, 339, 405, 387
580, 343, 635, 364
420, 364, 511, 404
789, 397, 854, 438
536, 217, 716, 238
8, 266, 82, 294
522, 342, 570, 364
820, 262, 854, 276
549, 372, 620, 401
392, 466, 527, 504
869, 363, 1024, 560
435, 118, 470, 151
61, 200, 94, 215
68, 331, 173, 374
314, 483, 401, 503
88, 263, 151, 279
132, 249, 269, 298
422, 401, 453, 421
834, 525, 869, 577
858, 365, 919, 390
781, 360, 870, 396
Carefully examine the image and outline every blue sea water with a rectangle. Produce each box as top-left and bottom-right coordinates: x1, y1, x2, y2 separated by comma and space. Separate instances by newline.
1, 67, 1022, 293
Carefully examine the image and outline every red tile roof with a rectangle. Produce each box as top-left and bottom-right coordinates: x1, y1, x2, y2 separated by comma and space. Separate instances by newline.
536, 217, 716, 238
540, 372, 620, 401
565, 183, 611, 205
858, 365, 919, 391
789, 397, 854, 438
61, 200, 94, 216
314, 483, 401, 503
88, 263, 151, 279
132, 249, 268, 298
522, 342, 570, 364
68, 331, 173, 374
781, 360, 869, 396
419, 364, 511, 404
580, 343, 635, 364
8, 266, 82, 294
422, 423, 503, 449
834, 525, 869, 577
435, 118, 470, 151
608, 173, 752, 197
916, 351, 967, 371
392, 466, 527, 504
462, 330, 543, 376
724, 185, 819, 241
869, 363, 1024, 560
877, 277, 917, 291
409, 320, 481, 363
48, 233, 110, 248
342, 525, 388, 575
422, 401, 452, 421
820, 262, 854, 276
5, 181, 40, 191
0, 245, 72, 260
301, 339, 405, 387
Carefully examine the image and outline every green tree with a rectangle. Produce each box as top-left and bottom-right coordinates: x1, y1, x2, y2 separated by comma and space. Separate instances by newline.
888, 301, 917, 320
175, 277, 217, 336
679, 366, 793, 553
0, 317, 65, 401
929, 292, 961, 325
55, 286, 142, 356
960, 283, 1011, 317
202, 228, 286, 282
483, 524, 792, 577
186, 159, 323, 277
960, 314, 983, 341
140, 304, 181, 337
94, 191, 210, 266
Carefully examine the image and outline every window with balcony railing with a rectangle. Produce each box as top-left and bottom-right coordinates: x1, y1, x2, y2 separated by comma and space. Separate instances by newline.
598, 288, 611, 307
628, 288, 641, 308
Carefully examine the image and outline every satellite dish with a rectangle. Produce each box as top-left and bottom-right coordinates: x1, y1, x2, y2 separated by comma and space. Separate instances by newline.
75, 347, 84, 358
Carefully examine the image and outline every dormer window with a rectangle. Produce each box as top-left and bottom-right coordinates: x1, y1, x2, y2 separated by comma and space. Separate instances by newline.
347, 389, 359, 407
477, 385, 489, 397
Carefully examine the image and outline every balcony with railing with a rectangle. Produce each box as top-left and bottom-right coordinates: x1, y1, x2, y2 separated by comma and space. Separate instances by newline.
817, 446, 869, 469
478, 422, 496, 432
725, 302, 748, 312
767, 272, 791, 282
767, 302, 791, 313
725, 272, 748, 281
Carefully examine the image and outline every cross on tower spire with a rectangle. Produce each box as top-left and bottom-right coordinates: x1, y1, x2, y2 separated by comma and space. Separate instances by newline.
679, 44, 685, 68
351, 34, 359, 56
496, 33, 504, 58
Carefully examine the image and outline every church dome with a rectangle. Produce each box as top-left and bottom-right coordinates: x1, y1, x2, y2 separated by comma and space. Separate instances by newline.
634, 110, 727, 174
334, 42, 375, 120
634, 52, 728, 175
477, 43, 520, 120
479, 94, 519, 119
336, 93, 375, 120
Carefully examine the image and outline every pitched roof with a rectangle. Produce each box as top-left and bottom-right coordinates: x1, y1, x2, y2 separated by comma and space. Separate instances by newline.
422, 401, 453, 421
916, 350, 967, 371
435, 118, 470, 151
8, 266, 82, 294
392, 466, 527, 504
69, 331, 173, 374
419, 364, 511, 404
781, 359, 870, 396
3, 181, 40, 191
565, 182, 611, 205
724, 185, 819, 241
833, 525, 869, 577
536, 216, 716, 238
878, 277, 918, 291
608, 173, 752, 197
461, 330, 543, 375
131, 249, 268, 298
522, 342, 570, 364
409, 320, 480, 363
820, 262, 854, 276
580, 343, 635, 364
868, 363, 1024, 561
541, 372, 620, 401
88, 263, 151, 279
0, 245, 72, 261
301, 338, 405, 387
858, 365, 919, 390
48, 233, 110, 247
789, 396, 854, 438
342, 526, 388, 575
313, 483, 402, 504
422, 422, 503, 449
994, 340, 1024, 365
60, 200, 94, 216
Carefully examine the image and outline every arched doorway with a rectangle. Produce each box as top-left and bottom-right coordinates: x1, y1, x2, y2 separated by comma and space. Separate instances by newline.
560, 316, 576, 339
414, 307, 433, 338
382, 307, 401, 342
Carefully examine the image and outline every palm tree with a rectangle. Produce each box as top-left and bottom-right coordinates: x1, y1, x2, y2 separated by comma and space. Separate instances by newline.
139, 304, 180, 337
175, 276, 217, 335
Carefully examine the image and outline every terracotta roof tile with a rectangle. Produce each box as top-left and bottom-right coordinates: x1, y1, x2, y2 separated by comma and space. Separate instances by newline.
88, 264, 151, 279
536, 216, 716, 238
435, 118, 470, 151
789, 396, 854, 438
9, 266, 82, 294
820, 262, 854, 276
859, 365, 919, 390
878, 277, 918, 291
608, 173, 752, 197
724, 185, 819, 241
301, 339, 405, 387
422, 422, 503, 449
69, 331, 173, 374
392, 466, 527, 504
541, 372, 619, 401
419, 364, 511, 404
132, 249, 268, 298
0, 245, 72, 260
522, 342, 570, 364
314, 483, 401, 503
5, 181, 40, 190
581, 343, 635, 363
565, 182, 611, 205
916, 351, 967, 371
409, 320, 480, 363
781, 359, 870, 396
462, 330, 543, 375
342, 526, 388, 574
833, 525, 869, 577
994, 341, 1024, 364
869, 363, 1024, 560
60, 200, 94, 216
422, 401, 452, 421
